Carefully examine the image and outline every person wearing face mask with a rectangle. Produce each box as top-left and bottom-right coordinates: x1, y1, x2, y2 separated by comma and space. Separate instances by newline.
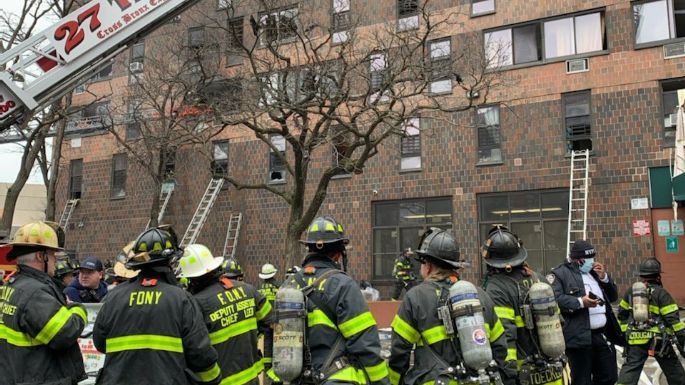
548, 240, 624, 385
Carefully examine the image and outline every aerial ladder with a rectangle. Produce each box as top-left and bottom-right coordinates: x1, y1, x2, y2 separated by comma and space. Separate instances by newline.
0, 0, 204, 131
566, 150, 590, 260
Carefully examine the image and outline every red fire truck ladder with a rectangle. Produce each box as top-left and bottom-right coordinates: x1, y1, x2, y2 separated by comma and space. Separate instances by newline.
0, 0, 203, 131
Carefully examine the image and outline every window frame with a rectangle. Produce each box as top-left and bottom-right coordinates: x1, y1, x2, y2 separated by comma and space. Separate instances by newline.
484, 8, 606, 69
212, 140, 230, 177
259, 6, 299, 46
476, 105, 503, 165
632, 0, 685, 48
110, 153, 128, 199
471, 0, 496, 17
268, 134, 287, 183
188, 26, 206, 49
659, 77, 685, 147
562, 90, 593, 153
331, 0, 351, 44
400, 118, 422, 171
330, 125, 353, 177
68, 159, 83, 200
226, 17, 244, 67
428, 38, 452, 94
397, 0, 419, 31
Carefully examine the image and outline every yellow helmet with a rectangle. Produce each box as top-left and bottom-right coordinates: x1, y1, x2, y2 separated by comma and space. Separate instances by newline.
0, 221, 63, 260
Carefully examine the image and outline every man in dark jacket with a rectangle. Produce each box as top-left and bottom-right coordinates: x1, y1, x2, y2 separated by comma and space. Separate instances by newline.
391, 249, 416, 300
179, 244, 273, 385
277, 216, 389, 385
0, 221, 88, 385
93, 227, 221, 385
550, 239, 622, 385
389, 227, 514, 385
616, 257, 685, 385
65, 256, 108, 303
258, 263, 280, 306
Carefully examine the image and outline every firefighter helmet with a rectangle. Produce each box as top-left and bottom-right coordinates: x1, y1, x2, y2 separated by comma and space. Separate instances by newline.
55, 257, 76, 278
0, 221, 63, 260
222, 257, 243, 278
126, 227, 181, 269
482, 225, 528, 269
43, 221, 66, 249
639, 257, 662, 276
113, 261, 139, 279
259, 263, 278, 279
300, 216, 349, 250
415, 227, 464, 269
178, 244, 224, 278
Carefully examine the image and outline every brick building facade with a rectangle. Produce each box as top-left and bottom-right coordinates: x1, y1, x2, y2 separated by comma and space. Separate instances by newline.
55, 0, 685, 301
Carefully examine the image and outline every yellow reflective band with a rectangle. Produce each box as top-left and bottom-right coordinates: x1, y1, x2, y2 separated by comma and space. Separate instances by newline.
309, 223, 319, 232
421, 380, 459, 385
220, 359, 264, 385
422, 325, 449, 345
70, 306, 88, 324
325, 222, 336, 232
106, 334, 183, 353
619, 300, 631, 310
308, 309, 337, 330
209, 318, 258, 345
256, 300, 272, 321
514, 316, 525, 328
620, 323, 628, 332
391, 315, 420, 344
506, 348, 518, 361
35, 307, 72, 345
389, 367, 401, 385
329, 366, 368, 383
262, 357, 272, 363
494, 306, 515, 321
489, 320, 505, 342
195, 362, 221, 382
673, 322, 685, 332
266, 367, 280, 381
649, 305, 660, 314
364, 360, 389, 382
339, 312, 376, 338
661, 304, 679, 315
0, 324, 42, 347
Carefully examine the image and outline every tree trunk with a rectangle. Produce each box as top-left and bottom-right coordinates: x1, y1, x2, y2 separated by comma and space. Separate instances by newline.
148, 177, 162, 229
45, 113, 67, 221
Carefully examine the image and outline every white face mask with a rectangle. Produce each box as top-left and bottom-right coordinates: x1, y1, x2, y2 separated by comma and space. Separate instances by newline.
579, 258, 595, 274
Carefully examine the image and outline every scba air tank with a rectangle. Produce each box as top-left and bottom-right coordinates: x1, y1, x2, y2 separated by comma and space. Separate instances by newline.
449, 280, 493, 371
273, 284, 306, 383
528, 282, 565, 359
631, 281, 649, 323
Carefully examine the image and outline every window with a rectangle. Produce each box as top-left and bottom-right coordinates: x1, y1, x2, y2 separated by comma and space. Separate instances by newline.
478, 190, 568, 273
126, 99, 141, 140
69, 159, 83, 200
203, 79, 242, 112
372, 198, 452, 278
429, 39, 451, 94
331, 125, 352, 175
74, 83, 86, 94
188, 27, 205, 48
634, 0, 685, 45
400, 118, 421, 170
370, 52, 387, 90
163, 148, 176, 180
563, 90, 592, 152
89, 63, 112, 82
260, 7, 298, 44
397, 0, 419, 31
129, 41, 145, 74
332, 0, 351, 43
472, 0, 495, 16
661, 78, 685, 147
212, 141, 229, 176
226, 17, 244, 66
110, 154, 127, 198
217, 0, 231, 9
476, 106, 502, 164
269, 135, 287, 182
485, 11, 604, 68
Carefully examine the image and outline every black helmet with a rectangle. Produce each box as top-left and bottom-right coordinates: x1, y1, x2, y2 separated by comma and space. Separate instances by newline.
482, 225, 528, 269
54, 257, 76, 278
569, 240, 596, 259
300, 216, 349, 250
126, 227, 181, 270
639, 257, 662, 276
222, 257, 243, 278
415, 227, 463, 269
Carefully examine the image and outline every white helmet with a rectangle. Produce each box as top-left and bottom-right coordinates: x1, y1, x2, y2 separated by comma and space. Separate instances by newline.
178, 244, 224, 278
259, 263, 277, 279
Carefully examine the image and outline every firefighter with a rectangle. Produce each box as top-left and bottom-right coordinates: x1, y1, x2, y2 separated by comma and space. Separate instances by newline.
281, 215, 389, 385
391, 248, 416, 300
258, 263, 280, 306
389, 227, 515, 385
93, 227, 221, 385
223, 257, 244, 281
482, 225, 564, 385
178, 244, 273, 385
0, 221, 87, 384
616, 257, 685, 385
55, 255, 78, 289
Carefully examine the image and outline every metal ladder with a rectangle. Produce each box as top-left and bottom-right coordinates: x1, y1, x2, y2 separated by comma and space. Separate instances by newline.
222, 213, 243, 259
58, 199, 79, 229
180, 178, 224, 247
566, 150, 590, 260
146, 189, 173, 230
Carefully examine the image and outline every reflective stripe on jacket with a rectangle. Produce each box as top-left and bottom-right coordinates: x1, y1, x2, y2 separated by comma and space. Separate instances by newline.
258, 280, 280, 304
93, 271, 220, 385
617, 282, 685, 345
0, 265, 87, 385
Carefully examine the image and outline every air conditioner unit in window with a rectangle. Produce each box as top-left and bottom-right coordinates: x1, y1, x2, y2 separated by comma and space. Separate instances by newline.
566, 58, 589, 74
129, 61, 144, 73
664, 42, 685, 59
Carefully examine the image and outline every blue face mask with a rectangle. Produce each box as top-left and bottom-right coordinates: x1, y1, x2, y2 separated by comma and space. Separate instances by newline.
579, 258, 594, 274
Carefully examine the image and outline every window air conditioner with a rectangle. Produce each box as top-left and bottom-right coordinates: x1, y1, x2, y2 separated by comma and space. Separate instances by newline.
566, 58, 589, 74
664, 42, 685, 59
129, 61, 144, 73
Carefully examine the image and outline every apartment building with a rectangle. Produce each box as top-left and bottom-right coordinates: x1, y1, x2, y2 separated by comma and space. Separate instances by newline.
55, 0, 685, 300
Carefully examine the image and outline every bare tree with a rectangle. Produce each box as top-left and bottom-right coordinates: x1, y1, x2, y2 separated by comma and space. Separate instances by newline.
200, 0, 513, 267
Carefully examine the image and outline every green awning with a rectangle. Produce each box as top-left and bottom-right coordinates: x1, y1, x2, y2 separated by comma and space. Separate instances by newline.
650, 167, 674, 208
674, 173, 685, 201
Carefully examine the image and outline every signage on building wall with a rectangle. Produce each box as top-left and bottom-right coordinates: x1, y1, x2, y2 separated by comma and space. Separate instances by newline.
632, 219, 651, 236
667, 236, 679, 253
631, 198, 649, 210
658, 220, 671, 236
672, 220, 684, 236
